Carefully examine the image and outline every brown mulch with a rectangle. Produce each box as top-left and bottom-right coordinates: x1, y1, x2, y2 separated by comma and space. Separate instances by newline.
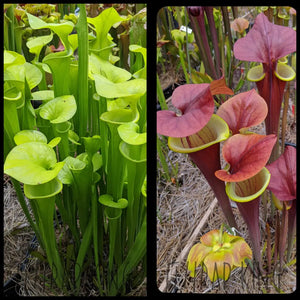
3, 178, 34, 284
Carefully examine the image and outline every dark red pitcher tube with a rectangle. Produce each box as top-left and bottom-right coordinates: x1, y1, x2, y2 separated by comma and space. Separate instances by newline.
188, 143, 237, 228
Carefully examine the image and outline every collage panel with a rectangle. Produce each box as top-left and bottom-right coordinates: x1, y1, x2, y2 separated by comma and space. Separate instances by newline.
3, 3, 147, 296
156, 6, 296, 294
2, 3, 297, 297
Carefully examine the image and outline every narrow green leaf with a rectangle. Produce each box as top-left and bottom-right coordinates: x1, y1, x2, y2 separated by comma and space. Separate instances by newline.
75, 218, 93, 291
109, 219, 146, 295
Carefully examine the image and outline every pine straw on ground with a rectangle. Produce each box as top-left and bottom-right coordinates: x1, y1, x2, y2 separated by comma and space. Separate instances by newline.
156, 91, 296, 294
3, 179, 65, 296
3, 176, 147, 296
3, 178, 34, 284
156, 148, 296, 294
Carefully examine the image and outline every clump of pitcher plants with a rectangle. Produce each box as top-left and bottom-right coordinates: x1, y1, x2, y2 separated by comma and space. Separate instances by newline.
4, 4, 147, 296
157, 9, 296, 284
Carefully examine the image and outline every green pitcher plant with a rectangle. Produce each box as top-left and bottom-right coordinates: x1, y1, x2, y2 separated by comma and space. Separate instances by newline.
4, 50, 43, 154
118, 123, 147, 249
4, 138, 65, 288
4, 4, 147, 296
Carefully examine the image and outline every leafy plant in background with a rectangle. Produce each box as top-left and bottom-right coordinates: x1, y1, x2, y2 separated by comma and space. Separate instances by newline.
171, 28, 194, 83
4, 4, 147, 296
157, 6, 241, 93
157, 6, 296, 287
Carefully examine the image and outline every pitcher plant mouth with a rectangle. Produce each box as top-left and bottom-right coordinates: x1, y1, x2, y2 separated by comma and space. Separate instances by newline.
157, 76, 233, 138
168, 114, 229, 153
214, 128, 276, 274
24, 177, 63, 199
4, 141, 65, 185
225, 167, 271, 203
168, 114, 237, 228
246, 62, 295, 83
233, 13, 296, 163
274, 62, 296, 81
215, 133, 277, 182
157, 78, 237, 229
